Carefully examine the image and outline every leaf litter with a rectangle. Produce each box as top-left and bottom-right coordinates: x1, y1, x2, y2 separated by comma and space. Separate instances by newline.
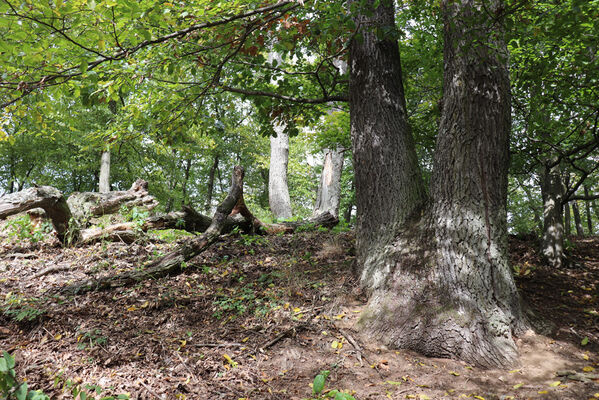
0, 231, 598, 399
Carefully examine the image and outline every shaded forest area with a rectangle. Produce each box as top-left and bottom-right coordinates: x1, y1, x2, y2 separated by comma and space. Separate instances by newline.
0, 219, 598, 399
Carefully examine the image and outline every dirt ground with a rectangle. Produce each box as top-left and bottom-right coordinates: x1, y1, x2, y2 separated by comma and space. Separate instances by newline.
1, 228, 598, 400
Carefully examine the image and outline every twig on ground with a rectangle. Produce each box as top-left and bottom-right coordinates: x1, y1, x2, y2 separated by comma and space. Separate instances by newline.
32, 264, 71, 278
138, 380, 163, 400
259, 324, 308, 351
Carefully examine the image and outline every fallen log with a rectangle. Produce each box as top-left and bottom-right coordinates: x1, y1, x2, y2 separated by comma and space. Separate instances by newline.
59, 166, 246, 294
0, 186, 77, 244
67, 179, 158, 222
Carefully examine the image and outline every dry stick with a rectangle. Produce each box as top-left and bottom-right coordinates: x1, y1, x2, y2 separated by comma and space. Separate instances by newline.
258, 324, 309, 351
337, 327, 383, 377
175, 351, 199, 384
138, 380, 162, 400
194, 342, 245, 348
32, 264, 71, 279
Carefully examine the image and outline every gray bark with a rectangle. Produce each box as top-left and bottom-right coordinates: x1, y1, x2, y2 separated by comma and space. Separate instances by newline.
98, 149, 111, 193
268, 122, 292, 220
353, 0, 527, 368
312, 147, 344, 219
541, 163, 566, 268
0, 186, 77, 244
350, 0, 426, 274
572, 200, 584, 236
584, 185, 593, 234
67, 179, 158, 223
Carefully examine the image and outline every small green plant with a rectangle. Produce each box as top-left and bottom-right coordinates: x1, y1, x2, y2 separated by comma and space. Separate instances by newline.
51, 370, 130, 400
331, 220, 351, 233
120, 205, 149, 227
512, 261, 535, 277
1, 351, 50, 399
76, 329, 108, 350
307, 370, 356, 400
148, 229, 193, 243
3, 214, 52, 244
212, 287, 256, 319
2, 293, 46, 323
237, 233, 266, 247
296, 222, 317, 233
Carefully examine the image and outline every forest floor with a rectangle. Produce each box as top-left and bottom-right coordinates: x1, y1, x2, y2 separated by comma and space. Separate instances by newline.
1, 227, 598, 400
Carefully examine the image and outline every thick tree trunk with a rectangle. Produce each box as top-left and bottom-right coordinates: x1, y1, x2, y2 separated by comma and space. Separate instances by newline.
206, 154, 219, 212
564, 201, 572, 236
541, 164, 566, 268
350, 0, 426, 279
584, 185, 593, 234
268, 122, 292, 220
354, 0, 527, 368
572, 200, 584, 236
67, 179, 158, 223
312, 147, 344, 219
98, 149, 111, 193
0, 186, 77, 244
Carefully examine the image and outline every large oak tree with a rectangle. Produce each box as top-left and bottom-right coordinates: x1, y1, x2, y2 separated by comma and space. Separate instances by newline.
350, 0, 529, 367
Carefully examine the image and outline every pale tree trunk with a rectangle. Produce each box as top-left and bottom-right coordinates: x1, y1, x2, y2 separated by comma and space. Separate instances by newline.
564, 201, 571, 236
572, 200, 584, 236
584, 185, 593, 234
98, 149, 111, 193
268, 122, 292, 220
541, 163, 566, 268
312, 147, 344, 218
353, 0, 527, 368
343, 179, 354, 224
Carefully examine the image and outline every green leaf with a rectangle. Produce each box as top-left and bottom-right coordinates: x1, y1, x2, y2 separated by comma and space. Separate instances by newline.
313, 373, 326, 394
15, 382, 28, 400
4, 351, 15, 369
581, 337, 589, 346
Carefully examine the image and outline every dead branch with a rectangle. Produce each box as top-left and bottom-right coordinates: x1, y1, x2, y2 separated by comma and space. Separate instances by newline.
58, 166, 246, 295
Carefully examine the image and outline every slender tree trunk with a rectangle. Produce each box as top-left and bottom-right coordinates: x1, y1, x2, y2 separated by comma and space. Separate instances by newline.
354, 0, 527, 368
268, 122, 292, 220
206, 154, 219, 212
564, 201, 572, 236
541, 163, 565, 267
99, 149, 111, 193
312, 147, 344, 218
521, 182, 542, 235
343, 180, 354, 224
564, 175, 571, 236
99, 100, 118, 193
181, 158, 192, 205
572, 200, 584, 236
584, 185, 593, 234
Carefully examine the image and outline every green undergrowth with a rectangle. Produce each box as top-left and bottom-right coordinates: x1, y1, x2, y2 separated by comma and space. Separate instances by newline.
1, 351, 130, 400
